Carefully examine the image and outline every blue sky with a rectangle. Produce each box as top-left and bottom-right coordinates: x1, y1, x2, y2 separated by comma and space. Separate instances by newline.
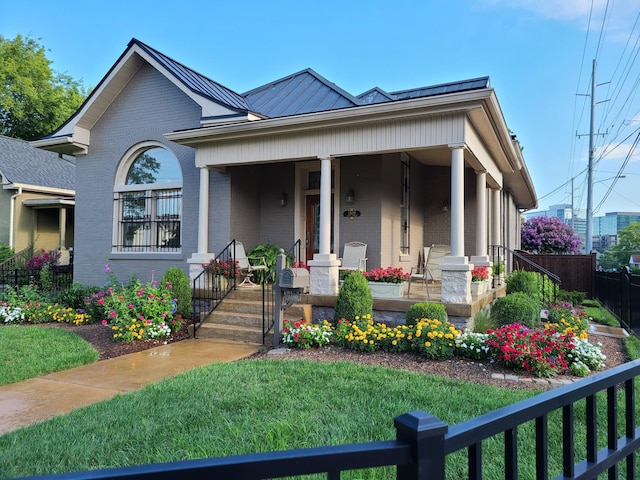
2, 0, 640, 216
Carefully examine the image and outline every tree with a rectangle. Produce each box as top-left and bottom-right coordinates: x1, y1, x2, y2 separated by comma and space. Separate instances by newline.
521, 216, 581, 254
0, 34, 87, 140
599, 222, 640, 271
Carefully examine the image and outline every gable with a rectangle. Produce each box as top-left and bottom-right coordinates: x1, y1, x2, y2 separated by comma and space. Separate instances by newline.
244, 69, 361, 117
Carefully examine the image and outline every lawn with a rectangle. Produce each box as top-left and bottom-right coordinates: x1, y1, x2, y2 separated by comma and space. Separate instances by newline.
0, 325, 98, 386
1, 355, 639, 479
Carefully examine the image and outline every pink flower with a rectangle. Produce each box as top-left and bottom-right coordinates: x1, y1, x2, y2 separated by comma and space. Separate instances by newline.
109, 311, 116, 318
98, 298, 105, 305
101, 319, 108, 325
128, 304, 134, 309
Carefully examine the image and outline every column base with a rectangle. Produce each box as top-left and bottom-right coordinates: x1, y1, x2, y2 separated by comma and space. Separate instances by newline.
187, 253, 216, 280
440, 256, 473, 304
308, 253, 341, 295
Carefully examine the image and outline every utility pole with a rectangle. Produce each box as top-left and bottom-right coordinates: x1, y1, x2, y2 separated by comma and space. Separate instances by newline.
586, 59, 595, 254
577, 59, 608, 254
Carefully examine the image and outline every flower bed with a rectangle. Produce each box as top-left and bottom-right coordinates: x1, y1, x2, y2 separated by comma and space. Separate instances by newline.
281, 312, 606, 378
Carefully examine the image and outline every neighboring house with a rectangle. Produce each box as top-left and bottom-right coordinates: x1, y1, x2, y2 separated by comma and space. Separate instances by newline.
0, 135, 75, 255
631, 255, 640, 268
32, 38, 536, 304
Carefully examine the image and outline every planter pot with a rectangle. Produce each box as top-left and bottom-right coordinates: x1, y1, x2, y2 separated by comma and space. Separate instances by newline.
368, 281, 405, 299
209, 274, 228, 291
471, 281, 485, 297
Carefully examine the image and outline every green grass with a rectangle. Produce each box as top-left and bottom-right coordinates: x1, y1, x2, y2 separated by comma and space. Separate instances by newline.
583, 301, 620, 327
2, 357, 639, 479
0, 325, 99, 386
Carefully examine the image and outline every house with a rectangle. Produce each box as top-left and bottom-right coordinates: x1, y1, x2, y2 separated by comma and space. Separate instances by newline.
32, 38, 536, 304
0, 135, 75, 255
631, 255, 640, 269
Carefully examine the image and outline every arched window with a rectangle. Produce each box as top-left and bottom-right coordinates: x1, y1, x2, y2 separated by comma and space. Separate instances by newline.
113, 144, 183, 252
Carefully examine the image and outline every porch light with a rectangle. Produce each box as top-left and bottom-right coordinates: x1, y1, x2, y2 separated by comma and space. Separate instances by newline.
280, 193, 287, 207
345, 189, 355, 204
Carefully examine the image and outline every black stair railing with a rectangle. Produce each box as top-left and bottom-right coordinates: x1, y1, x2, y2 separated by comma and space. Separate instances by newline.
490, 244, 561, 303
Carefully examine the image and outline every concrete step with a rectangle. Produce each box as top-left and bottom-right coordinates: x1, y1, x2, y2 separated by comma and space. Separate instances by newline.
208, 310, 264, 328
196, 321, 272, 345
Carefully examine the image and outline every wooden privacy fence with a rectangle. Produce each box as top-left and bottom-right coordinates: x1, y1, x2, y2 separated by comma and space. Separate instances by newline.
516, 251, 597, 298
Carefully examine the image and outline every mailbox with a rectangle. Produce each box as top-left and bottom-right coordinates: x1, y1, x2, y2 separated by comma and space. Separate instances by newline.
278, 268, 310, 290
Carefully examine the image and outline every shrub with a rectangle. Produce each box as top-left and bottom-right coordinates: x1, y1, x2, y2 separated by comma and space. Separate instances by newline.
334, 272, 372, 323
0, 244, 14, 263
472, 308, 495, 333
490, 292, 540, 328
162, 267, 192, 319
405, 302, 447, 326
506, 269, 539, 297
521, 216, 581, 254
556, 289, 586, 306
51, 282, 95, 311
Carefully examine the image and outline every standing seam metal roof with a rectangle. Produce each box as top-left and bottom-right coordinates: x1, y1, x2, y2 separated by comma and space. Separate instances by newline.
132, 39, 249, 112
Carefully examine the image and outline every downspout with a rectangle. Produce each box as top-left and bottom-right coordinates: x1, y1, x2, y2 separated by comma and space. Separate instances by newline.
9, 186, 22, 249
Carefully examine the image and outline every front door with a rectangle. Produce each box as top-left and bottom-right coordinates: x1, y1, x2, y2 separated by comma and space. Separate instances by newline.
305, 195, 320, 263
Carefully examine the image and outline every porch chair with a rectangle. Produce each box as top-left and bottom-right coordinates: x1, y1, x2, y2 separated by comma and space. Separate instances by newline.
338, 241, 368, 272
407, 246, 434, 299
235, 242, 268, 286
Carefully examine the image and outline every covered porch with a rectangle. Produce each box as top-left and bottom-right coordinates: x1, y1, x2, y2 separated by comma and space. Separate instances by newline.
169, 81, 535, 308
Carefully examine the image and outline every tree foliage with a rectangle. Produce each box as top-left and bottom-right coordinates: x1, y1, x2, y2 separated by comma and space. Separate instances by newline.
599, 221, 640, 271
521, 216, 581, 254
0, 34, 88, 140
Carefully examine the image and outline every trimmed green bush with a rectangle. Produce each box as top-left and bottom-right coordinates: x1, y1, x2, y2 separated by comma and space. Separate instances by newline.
334, 271, 372, 323
506, 269, 539, 297
162, 267, 192, 318
490, 292, 540, 328
556, 289, 586, 306
405, 302, 448, 326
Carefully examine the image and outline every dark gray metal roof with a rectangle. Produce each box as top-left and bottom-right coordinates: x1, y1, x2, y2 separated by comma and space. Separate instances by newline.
131, 39, 249, 113
243, 69, 361, 118
389, 77, 490, 101
357, 87, 394, 105
0, 135, 75, 190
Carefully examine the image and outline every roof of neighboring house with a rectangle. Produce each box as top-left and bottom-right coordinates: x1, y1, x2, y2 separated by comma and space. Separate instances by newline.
0, 135, 75, 191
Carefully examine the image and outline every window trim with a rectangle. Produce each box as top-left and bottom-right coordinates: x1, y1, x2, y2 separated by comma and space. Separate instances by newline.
112, 142, 183, 254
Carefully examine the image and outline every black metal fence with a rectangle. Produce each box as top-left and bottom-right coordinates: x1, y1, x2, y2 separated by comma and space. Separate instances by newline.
596, 268, 640, 335
0, 264, 73, 294
23, 359, 640, 479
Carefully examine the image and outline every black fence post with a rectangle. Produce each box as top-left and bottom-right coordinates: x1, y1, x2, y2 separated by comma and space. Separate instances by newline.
394, 410, 448, 480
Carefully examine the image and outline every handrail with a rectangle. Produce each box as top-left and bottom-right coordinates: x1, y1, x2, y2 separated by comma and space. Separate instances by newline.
490, 244, 561, 303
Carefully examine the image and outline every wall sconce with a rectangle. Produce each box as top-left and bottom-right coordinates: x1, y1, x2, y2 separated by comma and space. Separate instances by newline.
280, 193, 287, 207
345, 189, 355, 204
441, 201, 449, 213
343, 208, 361, 220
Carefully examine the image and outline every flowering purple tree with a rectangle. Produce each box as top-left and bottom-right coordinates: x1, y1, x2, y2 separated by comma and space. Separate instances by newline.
521, 216, 581, 254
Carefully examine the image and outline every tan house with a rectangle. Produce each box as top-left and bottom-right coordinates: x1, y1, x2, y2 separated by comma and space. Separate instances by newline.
0, 135, 75, 255
33, 38, 536, 305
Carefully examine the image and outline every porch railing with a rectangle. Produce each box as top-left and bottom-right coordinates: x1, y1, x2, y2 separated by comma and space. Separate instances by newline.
24, 359, 640, 479
490, 244, 561, 303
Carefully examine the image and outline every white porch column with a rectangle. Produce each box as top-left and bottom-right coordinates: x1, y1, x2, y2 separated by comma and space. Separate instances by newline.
440, 144, 472, 304
188, 166, 215, 279
470, 171, 491, 268
490, 188, 501, 249
58, 207, 67, 249
308, 156, 340, 294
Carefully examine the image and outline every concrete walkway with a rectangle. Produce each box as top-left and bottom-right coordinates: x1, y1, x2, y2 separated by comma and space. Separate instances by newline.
0, 339, 261, 435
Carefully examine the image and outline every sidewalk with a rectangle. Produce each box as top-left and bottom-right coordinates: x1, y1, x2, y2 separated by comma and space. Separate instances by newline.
0, 338, 261, 435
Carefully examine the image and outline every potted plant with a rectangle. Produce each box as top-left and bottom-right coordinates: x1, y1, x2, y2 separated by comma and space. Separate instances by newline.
492, 262, 505, 287
204, 258, 240, 290
471, 266, 490, 296
362, 266, 409, 298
